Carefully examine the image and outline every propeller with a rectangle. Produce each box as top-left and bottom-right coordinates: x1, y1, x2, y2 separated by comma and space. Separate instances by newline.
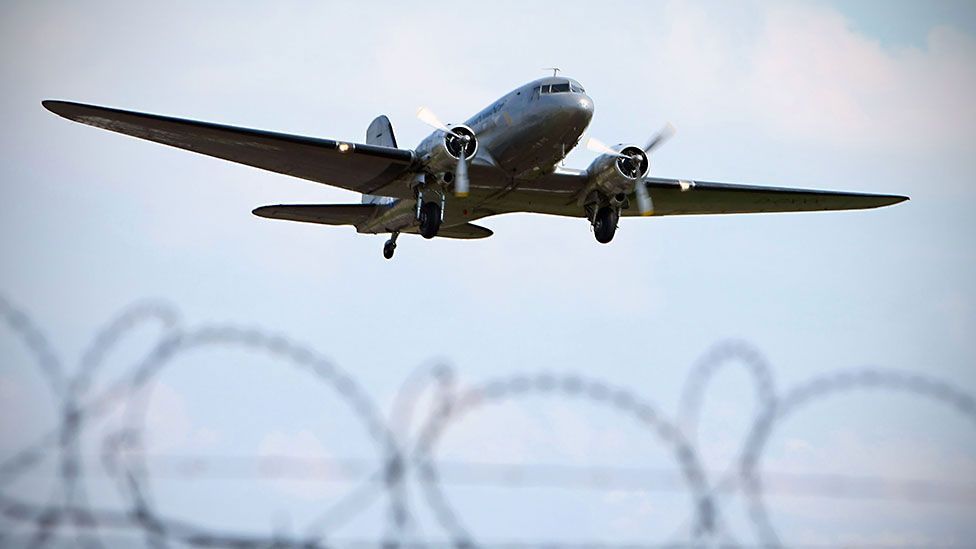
455, 146, 469, 198
416, 106, 472, 198
633, 171, 654, 216
416, 106, 451, 133
585, 136, 625, 158
585, 123, 676, 216
642, 122, 676, 154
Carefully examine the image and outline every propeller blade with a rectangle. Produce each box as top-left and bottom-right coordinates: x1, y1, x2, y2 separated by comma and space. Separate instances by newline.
634, 179, 654, 216
455, 151, 469, 198
643, 123, 676, 153
416, 106, 451, 133
586, 137, 626, 158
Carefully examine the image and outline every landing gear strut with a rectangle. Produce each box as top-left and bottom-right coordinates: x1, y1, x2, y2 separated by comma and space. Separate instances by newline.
418, 201, 442, 239
383, 232, 399, 260
593, 206, 618, 244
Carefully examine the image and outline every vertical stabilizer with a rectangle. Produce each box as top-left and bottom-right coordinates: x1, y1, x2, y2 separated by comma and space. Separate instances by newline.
362, 115, 399, 204
366, 115, 397, 147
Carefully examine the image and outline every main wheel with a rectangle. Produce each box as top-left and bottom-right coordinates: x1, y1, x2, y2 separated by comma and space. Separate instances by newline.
419, 201, 442, 239
593, 206, 618, 244
383, 240, 396, 259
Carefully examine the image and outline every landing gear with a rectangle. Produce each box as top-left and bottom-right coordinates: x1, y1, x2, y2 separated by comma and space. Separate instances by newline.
418, 201, 442, 239
593, 206, 618, 244
383, 232, 399, 260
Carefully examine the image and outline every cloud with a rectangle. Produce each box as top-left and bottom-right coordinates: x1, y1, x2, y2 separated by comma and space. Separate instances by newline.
653, 2, 976, 153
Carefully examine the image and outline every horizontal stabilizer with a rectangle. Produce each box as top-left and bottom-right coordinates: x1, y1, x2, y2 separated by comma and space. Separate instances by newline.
404, 222, 493, 240
252, 204, 378, 227
253, 204, 492, 239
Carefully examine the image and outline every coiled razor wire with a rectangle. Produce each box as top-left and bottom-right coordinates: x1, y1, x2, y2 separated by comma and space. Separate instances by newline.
1, 294, 973, 548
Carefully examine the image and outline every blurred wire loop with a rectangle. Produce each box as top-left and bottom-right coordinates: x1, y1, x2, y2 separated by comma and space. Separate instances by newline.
1, 295, 973, 548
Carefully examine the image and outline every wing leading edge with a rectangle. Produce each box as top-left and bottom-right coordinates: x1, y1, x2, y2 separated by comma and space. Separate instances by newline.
42, 100, 416, 198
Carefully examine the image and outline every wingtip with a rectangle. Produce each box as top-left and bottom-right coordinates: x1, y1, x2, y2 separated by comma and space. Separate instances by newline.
252, 205, 276, 218
866, 193, 909, 208
42, 100, 74, 118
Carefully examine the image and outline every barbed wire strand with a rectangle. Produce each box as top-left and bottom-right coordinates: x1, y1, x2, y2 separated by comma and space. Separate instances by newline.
1, 294, 974, 548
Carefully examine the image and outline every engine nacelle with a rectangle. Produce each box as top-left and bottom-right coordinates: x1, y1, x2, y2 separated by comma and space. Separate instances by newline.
586, 145, 648, 196
421, 125, 478, 177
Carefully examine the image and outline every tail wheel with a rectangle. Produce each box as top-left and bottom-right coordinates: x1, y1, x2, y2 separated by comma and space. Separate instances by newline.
419, 201, 442, 239
593, 206, 618, 244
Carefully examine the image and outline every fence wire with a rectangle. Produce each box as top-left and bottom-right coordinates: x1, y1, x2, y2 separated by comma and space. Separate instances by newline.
1, 295, 973, 548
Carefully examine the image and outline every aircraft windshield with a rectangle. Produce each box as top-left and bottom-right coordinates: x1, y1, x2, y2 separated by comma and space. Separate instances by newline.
537, 81, 584, 95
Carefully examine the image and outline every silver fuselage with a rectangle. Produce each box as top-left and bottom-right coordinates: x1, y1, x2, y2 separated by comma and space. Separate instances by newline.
361, 76, 594, 233
424, 76, 593, 178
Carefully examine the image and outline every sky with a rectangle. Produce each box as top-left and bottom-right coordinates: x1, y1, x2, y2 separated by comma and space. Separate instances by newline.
1, 0, 975, 546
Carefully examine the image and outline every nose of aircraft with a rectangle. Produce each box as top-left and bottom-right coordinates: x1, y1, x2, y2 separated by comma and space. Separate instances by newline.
545, 91, 593, 128
576, 93, 594, 125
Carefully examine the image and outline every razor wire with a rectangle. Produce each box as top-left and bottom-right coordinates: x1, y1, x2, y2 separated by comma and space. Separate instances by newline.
1, 294, 974, 548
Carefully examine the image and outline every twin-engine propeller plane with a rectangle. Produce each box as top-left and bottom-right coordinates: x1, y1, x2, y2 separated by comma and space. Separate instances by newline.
44, 74, 907, 259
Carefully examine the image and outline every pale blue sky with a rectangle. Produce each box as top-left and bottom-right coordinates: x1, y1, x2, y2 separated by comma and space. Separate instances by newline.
827, 0, 976, 46
1, 1, 975, 546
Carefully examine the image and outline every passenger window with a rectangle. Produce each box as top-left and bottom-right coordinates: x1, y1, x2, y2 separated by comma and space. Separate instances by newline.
550, 83, 570, 93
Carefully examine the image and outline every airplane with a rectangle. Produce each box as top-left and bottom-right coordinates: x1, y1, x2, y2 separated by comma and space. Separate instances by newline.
43, 73, 907, 259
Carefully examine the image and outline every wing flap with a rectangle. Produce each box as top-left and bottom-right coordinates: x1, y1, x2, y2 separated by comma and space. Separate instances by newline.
43, 100, 416, 197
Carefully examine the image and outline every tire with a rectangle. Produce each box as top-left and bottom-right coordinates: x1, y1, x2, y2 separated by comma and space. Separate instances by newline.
593, 206, 618, 244
419, 201, 442, 239
383, 240, 396, 259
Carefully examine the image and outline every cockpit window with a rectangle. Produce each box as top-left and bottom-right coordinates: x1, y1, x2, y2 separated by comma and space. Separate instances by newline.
536, 82, 583, 96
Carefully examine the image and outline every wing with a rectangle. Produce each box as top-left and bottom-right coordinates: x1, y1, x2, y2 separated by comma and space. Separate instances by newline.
633, 177, 908, 216
483, 170, 907, 218
43, 100, 417, 198
471, 168, 585, 217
